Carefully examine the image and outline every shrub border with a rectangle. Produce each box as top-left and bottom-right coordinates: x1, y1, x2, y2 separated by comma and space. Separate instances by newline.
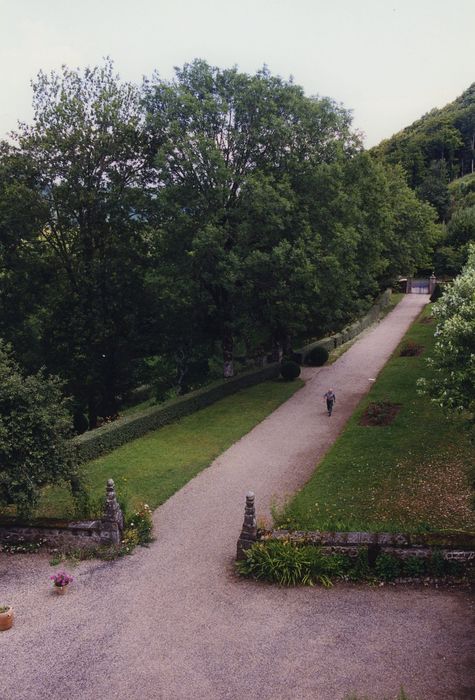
74, 289, 392, 462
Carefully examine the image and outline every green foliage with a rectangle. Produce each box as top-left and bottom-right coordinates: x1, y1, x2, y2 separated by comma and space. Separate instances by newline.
238, 542, 466, 587
427, 551, 446, 577
280, 360, 301, 381
236, 541, 341, 587
305, 345, 329, 366
402, 556, 426, 577
73, 411, 89, 435
126, 503, 153, 545
418, 247, 475, 423
73, 365, 281, 462
429, 283, 444, 302
374, 553, 402, 581
0, 342, 75, 515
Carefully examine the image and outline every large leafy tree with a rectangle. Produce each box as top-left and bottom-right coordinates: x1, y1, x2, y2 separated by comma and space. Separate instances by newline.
0, 342, 75, 515
144, 60, 358, 375
13, 61, 155, 426
418, 246, 475, 424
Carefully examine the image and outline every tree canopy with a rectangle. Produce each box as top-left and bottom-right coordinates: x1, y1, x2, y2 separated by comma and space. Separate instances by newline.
0, 58, 441, 425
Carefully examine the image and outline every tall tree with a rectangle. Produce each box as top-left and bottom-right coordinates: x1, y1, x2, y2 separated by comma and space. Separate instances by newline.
14, 61, 154, 426
144, 60, 358, 375
0, 342, 75, 516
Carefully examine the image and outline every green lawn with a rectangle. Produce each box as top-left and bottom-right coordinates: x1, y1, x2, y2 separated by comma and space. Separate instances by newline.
278, 306, 475, 534
34, 378, 304, 519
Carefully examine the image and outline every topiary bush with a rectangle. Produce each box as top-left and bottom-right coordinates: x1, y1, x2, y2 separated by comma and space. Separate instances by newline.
280, 360, 301, 381
305, 345, 329, 366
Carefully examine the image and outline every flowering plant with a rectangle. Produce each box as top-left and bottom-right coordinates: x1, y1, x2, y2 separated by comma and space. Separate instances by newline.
50, 571, 73, 588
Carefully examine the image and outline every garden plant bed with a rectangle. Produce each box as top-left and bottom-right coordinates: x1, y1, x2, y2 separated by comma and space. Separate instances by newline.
399, 340, 425, 357
359, 401, 402, 426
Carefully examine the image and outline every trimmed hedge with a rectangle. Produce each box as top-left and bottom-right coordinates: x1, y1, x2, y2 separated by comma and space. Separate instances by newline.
74, 290, 392, 462
73, 364, 281, 462
280, 360, 301, 380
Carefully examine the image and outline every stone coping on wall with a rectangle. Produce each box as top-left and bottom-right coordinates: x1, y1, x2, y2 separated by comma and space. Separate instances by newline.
258, 529, 475, 564
0, 480, 124, 550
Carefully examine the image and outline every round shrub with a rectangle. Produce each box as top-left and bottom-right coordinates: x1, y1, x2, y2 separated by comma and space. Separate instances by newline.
305, 345, 329, 367
280, 360, 301, 381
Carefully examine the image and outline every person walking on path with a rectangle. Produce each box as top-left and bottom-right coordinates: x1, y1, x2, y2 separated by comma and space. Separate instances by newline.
324, 389, 336, 416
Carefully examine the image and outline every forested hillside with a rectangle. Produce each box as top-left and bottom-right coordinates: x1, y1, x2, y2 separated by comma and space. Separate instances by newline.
373, 84, 475, 274
0, 60, 439, 429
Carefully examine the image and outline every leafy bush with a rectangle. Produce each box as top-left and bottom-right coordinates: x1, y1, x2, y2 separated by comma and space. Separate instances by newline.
375, 553, 402, 581
402, 556, 426, 577
236, 541, 341, 586
305, 345, 329, 367
346, 548, 371, 582
280, 360, 301, 381
0, 342, 76, 516
73, 410, 89, 435
127, 503, 153, 545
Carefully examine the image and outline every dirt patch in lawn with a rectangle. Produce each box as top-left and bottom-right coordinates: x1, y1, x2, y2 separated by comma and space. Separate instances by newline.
399, 341, 425, 357
420, 315, 435, 325
360, 401, 402, 426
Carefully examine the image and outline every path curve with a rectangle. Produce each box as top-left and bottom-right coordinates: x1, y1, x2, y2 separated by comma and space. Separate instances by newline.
1, 294, 474, 700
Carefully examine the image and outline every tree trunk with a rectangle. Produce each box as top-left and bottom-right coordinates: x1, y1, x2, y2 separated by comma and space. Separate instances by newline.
222, 329, 234, 378
88, 396, 98, 430
270, 338, 283, 363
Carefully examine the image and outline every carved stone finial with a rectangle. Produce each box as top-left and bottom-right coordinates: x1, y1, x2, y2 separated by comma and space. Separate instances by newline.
236, 491, 258, 560
102, 478, 124, 533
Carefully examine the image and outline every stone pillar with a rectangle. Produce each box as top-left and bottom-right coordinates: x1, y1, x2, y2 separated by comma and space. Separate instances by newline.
406, 277, 412, 294
236, 491, 258, 560
429, 273, 436, 296
100, 479, 124, 546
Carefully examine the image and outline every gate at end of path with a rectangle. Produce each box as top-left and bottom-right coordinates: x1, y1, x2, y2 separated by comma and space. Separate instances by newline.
406, 274, 436, 295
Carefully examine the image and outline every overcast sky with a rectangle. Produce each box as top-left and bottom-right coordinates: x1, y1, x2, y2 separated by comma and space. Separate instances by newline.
0, 0, 474, 147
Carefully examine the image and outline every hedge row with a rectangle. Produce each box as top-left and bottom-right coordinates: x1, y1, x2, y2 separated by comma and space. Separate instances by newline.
73, 290, 391, 462
73, 364, 281, 462
294, 289, 392, 364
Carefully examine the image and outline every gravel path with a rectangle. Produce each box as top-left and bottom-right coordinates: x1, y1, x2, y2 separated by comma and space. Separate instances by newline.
1, 294, 474, 700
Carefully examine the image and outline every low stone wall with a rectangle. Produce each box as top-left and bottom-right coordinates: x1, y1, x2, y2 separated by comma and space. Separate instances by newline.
0, 480, 124, 552
236, 493, 475, 569
0, 519, 106, 550
261, 530, 475, 566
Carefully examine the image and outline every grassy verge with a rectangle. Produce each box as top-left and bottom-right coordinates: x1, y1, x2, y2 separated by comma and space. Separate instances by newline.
278, 306, 475, 533
33, 378, 303, 519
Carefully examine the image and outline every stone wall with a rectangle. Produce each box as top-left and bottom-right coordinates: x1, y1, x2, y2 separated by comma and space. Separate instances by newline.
236, 493, 475, 568
0, 479, 124, 552
260, 530, 475, 566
